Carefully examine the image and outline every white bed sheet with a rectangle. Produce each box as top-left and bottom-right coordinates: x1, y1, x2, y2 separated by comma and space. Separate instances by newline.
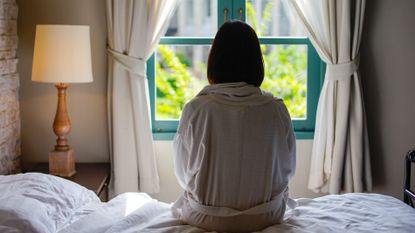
0, 173, 101, 233
60, 192, 415, 233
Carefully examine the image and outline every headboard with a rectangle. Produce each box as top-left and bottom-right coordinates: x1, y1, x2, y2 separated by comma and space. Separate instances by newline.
0, 0, 20, 174
404, 150, 415, 207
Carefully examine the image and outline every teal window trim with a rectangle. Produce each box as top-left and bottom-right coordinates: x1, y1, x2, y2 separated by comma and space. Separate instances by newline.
147, 0, 325, 141
147, 37, 323, 140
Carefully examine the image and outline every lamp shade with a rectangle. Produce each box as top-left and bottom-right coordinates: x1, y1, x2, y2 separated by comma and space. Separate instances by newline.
31, 25, 93, 83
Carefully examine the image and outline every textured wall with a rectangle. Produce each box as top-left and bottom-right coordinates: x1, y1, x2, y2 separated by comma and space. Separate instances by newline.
0, 0, 20, 174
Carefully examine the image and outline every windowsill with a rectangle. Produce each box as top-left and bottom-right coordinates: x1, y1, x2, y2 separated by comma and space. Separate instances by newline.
153, 131, 314, 141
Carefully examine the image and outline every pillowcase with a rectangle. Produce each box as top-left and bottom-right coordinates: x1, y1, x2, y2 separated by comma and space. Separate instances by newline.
0, 173, 101, 233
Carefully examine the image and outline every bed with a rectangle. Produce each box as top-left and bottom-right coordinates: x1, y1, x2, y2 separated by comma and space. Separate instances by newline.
1, 173, 415, 233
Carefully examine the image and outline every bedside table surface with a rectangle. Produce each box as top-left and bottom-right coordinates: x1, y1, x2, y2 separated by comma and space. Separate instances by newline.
26, 163, 110, 195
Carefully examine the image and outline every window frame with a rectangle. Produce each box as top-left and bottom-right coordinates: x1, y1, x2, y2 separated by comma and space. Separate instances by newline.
147, 0, 325, 140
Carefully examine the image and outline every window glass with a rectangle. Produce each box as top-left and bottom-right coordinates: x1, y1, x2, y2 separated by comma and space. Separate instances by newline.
155, 43, 307, 120
246, 0, 305, 37
261, 44, 307, 118
165, 0, 218, 37
156, 45, 210, 119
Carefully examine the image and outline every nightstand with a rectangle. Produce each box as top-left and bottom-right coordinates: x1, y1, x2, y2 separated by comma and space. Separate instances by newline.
25, 163, 110, 202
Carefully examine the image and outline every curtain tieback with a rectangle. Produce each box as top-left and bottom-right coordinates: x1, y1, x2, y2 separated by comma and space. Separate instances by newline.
326, 55, 360, 81
107, 47, 146, 78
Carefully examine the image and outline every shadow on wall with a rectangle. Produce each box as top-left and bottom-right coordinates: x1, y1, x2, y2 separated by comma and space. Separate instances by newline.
359, 0, 385, 188
360, 0, 415, 197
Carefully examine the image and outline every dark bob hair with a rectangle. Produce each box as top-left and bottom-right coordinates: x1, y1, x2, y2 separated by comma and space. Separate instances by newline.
207, 20, 264, 87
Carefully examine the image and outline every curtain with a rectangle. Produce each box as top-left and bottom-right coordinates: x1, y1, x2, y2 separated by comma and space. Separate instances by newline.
289, 0, 372, 193
106, 0, 179, 194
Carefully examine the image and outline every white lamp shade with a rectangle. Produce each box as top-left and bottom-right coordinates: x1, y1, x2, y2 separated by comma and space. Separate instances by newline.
31, 25, 93, 83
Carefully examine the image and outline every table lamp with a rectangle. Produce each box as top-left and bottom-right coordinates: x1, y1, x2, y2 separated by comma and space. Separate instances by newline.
31, 25, 93, 177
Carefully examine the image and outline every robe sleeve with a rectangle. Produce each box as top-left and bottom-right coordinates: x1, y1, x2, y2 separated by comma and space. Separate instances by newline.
286, 115, 296, 180
279, 101, 297, 180
173, 104, 195, 189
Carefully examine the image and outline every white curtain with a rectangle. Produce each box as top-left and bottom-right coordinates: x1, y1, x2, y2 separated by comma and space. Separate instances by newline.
289, 0, 372, 193
106, 0, 179, 194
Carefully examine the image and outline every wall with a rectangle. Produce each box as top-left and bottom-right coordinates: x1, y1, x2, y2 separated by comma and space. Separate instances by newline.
17, 0, 415, 202
360, 0, 415, 198
0, 0, 19, 174
18, 0, 109, 163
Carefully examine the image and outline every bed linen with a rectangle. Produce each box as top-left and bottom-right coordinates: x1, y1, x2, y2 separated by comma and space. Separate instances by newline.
60, 192, 415, 233
0, 173, 101, 233
2, 173, 415, 233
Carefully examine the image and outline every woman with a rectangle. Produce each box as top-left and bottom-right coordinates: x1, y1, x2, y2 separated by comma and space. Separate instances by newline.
173, 20, 296, 233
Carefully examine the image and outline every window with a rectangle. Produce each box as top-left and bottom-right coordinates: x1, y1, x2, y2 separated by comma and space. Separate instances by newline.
148, 0, 324, 140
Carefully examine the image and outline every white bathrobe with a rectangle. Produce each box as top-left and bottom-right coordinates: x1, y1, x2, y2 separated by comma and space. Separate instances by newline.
173, 82, 296, 233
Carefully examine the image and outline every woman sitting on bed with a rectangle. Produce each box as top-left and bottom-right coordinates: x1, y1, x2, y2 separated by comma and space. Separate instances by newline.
173, 20, 296, 233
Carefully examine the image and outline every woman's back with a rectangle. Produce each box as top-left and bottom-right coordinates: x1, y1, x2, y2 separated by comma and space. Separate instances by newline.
173, 20, 296, 233
173, 82, 296, 232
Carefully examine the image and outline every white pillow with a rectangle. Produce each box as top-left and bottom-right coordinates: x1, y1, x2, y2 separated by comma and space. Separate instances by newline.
0, 173, 101, 233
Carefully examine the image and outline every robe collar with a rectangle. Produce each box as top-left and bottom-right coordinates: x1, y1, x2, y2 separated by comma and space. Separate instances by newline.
197, 82, 276, 106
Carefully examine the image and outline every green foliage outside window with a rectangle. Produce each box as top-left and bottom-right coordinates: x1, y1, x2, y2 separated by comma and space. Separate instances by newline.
156, 45, 206, 119
155, 2, 307, 119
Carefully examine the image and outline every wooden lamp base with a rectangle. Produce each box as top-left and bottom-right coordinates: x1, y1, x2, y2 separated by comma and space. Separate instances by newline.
48, 83, 76, 177
49, 149, 76, 177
